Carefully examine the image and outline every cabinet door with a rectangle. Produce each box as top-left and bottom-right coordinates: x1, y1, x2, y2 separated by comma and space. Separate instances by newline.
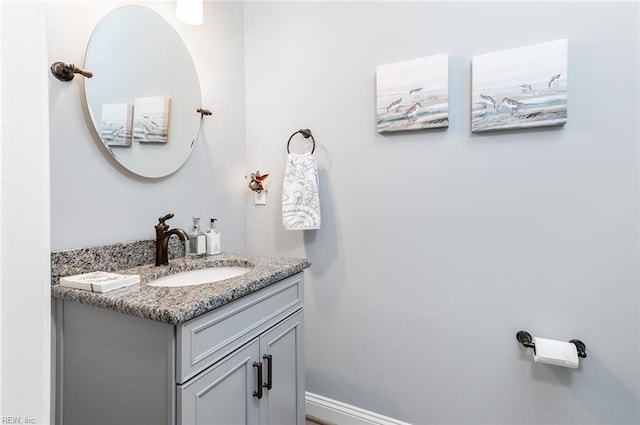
178, 339, 262, 425
260, 310, 305, 425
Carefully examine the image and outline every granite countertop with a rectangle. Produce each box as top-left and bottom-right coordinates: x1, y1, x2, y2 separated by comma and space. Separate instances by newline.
51, 253, 310, 325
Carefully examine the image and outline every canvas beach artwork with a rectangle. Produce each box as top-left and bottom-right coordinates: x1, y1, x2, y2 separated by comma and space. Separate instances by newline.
133, 96, 171, 143
376, 53, 449, 133
472, 39, 568, 133
100, 103, 133, 147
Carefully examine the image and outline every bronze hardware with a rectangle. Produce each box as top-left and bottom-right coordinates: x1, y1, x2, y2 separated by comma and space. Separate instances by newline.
516, 330, 587, 359
253, 362, 263, 399
154, 213, 188, 266
263, 354, 273, 390
50, 61, 93, 82
197, 108, 212, 118
287, 128, 316, 154
569, 340, 587, 358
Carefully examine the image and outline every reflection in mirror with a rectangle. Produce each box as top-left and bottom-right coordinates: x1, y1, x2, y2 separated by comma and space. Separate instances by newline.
84, 5, 202, 178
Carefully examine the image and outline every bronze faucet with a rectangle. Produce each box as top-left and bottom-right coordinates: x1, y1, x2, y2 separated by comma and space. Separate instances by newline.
155, 213, 189, 266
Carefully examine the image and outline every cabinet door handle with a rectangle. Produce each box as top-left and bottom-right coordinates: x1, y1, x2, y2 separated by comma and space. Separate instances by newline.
252, 362, 263, 399
263, 354, 273, 390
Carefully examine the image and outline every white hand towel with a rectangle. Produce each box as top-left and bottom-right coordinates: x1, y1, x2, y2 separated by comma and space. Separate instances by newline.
282, 152, 321, 230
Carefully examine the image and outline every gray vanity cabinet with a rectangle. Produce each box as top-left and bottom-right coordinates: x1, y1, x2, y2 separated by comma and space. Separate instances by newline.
56, 273, 305, 425
178, 338, 262, 424
260, 311, 305, 425
178, 310, 304, 425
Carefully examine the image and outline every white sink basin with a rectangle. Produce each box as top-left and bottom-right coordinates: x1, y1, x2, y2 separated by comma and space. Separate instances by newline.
147, 267, 251, 288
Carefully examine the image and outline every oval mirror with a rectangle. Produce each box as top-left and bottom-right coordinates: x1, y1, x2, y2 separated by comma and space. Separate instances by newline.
84, 5, 202, 178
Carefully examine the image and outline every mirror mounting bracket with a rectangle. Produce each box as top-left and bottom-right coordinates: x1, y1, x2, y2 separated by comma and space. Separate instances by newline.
197, 108, 212, 119
50, 61, 93, 82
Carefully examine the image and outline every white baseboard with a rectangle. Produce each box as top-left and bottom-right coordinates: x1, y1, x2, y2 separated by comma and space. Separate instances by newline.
305, 392, 411, 425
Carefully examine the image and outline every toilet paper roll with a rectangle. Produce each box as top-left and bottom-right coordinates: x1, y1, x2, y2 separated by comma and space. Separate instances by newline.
533, 337, 579, 368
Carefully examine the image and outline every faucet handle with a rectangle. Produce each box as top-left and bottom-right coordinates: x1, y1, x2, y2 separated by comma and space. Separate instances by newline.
158, 213, 175, 226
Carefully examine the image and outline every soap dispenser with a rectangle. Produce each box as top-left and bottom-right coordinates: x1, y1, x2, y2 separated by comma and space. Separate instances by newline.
206, 218, 221, 256
186, 216, 206, 258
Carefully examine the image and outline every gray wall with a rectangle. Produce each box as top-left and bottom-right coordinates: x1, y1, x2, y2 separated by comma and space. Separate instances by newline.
47, 1, 246, 252
244, 2, 640, 424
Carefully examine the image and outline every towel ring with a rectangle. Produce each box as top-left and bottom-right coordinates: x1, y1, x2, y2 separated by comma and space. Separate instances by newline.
287, 129, 316, 154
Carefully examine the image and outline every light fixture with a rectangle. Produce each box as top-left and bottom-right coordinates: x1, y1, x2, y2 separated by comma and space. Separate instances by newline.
176, 0, 203, 25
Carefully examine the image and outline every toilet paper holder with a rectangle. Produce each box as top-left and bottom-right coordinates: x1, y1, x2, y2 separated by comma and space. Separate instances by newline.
516, 330, 587, 358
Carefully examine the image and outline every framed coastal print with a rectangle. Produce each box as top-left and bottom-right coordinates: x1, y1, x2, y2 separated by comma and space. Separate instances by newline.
471, 39, 568, 132
376, 53, 449, 133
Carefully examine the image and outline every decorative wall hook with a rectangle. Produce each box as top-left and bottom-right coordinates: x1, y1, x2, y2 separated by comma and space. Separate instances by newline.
245, 171, 269, 193
197, 108, 212, 119
50, 62, 93, 82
